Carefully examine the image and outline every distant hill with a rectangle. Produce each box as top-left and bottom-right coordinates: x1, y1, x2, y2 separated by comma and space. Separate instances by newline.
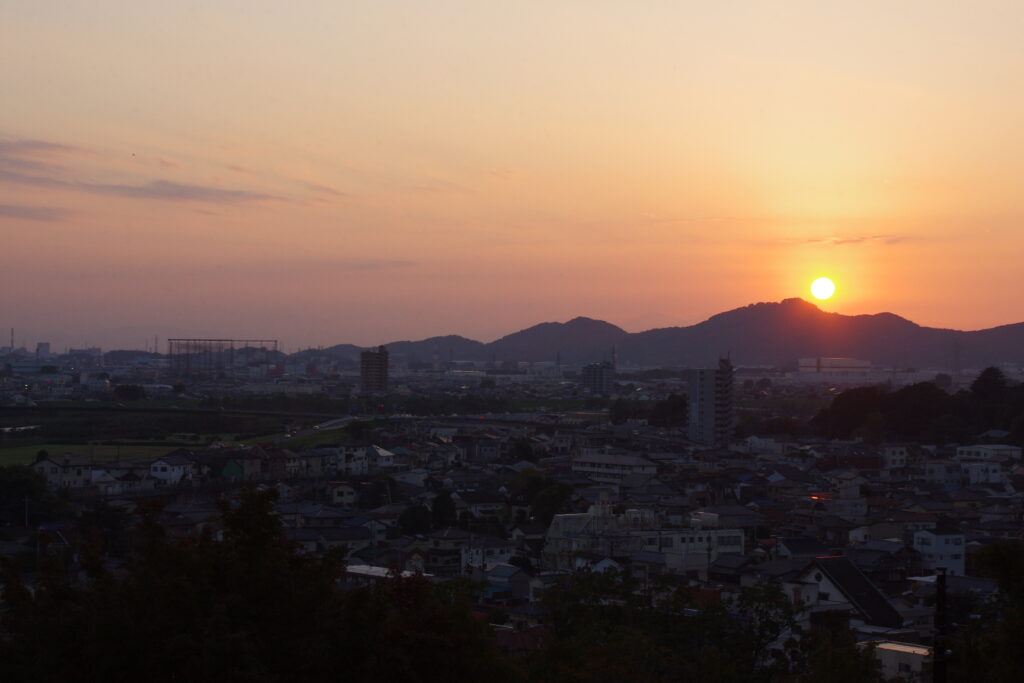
487, 317, 627, 364
287, 299, 1024, 368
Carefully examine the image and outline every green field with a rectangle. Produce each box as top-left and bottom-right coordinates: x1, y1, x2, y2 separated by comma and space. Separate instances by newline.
0, 443, 190, 467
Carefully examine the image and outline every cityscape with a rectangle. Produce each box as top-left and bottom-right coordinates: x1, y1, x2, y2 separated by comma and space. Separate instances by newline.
4, 3, 1024, 682
4, 297, 1024, 680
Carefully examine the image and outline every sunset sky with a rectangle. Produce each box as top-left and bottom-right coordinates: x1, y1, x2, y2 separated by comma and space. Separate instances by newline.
3, 1, 1023, 351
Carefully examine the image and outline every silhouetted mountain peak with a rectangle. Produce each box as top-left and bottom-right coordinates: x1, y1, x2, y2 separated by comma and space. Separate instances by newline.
290, 299, 1024, 368
563, 316, 627, 333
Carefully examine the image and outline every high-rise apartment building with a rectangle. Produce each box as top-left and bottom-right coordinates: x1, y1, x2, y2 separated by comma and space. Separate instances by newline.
360, 345, 389, 394
581, 361, 615, 395
686, 357, 734, 447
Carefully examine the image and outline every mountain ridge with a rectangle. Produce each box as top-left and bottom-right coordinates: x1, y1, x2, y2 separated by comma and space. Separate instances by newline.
104, 300, 1020, 369
297, 299, 1024, 368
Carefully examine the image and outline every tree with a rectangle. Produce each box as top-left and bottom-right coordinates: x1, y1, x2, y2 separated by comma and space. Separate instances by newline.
431, 490, 457, 529
853, 411, 886, 444
609, 397, 631, 425
881, 381, 953, 439
0, 465, 69, 526
530, 481, 574, 525
0, 487, 514, 682
774, 612, 886, 682
971, 367, 1008, 403
815, 386, 886, 438
509, 437, 537, 462
398, 504, 432, 535
76, 503, 131, 557
946, 541, 1024, 682
649, 393, 687, 428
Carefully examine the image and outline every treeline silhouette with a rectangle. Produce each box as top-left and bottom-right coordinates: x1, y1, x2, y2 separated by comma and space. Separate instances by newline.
810, 367, 1024, 445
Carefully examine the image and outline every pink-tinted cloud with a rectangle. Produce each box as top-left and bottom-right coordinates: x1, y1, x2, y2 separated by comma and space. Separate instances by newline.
0, 168, 278, 203
304, 181, 348, 197
0, 204, 73, 221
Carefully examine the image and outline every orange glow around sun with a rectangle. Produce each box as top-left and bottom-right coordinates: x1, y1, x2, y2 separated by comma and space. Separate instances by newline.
811, 277, 836, 300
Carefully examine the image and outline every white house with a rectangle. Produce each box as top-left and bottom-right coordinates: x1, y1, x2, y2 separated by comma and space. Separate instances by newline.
32, 454, 91, 489
960, 461, 1005, 486
956, 444, 1021, 462
913, 529, 965, 576
149, 454, 194, 485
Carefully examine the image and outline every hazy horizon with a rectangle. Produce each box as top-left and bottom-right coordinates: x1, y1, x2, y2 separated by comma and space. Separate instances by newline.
5, 2, 1024, 350
10, 296, 1024, 354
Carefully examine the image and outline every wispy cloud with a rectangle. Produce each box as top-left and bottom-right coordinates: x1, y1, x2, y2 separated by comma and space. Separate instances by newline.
0, 204, 73, 222
0, 139, 78, 156
0, 168, 278, 203
19, 258, 419, 280
304, 182, 348, 197
345, 259, 415, 270
93, 179, 277, 202
0, 137, 80, 174
486, 167, 517, 180
406, 177, 473, 195
774, 234, 909, 246
0, 136, 279, 203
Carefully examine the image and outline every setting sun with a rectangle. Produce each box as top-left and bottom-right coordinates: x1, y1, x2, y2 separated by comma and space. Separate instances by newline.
811, 277, 836, 300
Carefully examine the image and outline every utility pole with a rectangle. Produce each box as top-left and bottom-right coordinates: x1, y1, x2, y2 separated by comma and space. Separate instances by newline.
934, 566, 948, 683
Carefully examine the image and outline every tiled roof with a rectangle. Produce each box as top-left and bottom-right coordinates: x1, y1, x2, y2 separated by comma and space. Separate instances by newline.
809, 556, 903, 628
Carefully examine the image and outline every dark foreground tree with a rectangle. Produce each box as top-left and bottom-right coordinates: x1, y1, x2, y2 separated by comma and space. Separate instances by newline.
947, 541, 1024, 682
0, 464, 70, 525
0, 488, 511, 683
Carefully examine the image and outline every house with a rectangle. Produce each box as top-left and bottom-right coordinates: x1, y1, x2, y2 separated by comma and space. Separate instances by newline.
419, 526, 473, 576
912, 529, 965, 576
960, 461, 1005, 486
792, 555, 904, 629
284, 528, 321, 554
336, 445, 369, 476
32, 454, 91, 489
571, 451, 657, 483
708, 553, 753, 585
319, 526, 372, 556
456, 489, 506, 519
461, 535, 516, 572
294, 450, 325, 477
845, 540, 917, 592
366, 445, 398, 469
956, 444, 1020, 463
629, 551, 667, 582
89, 464, 157, 496
484, 563, 534, 602
923, 461, 960, 486
777, 536, 831, 560
862, 641, 932, 680
327, 481, 359, 507
149, 454, 195, 485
